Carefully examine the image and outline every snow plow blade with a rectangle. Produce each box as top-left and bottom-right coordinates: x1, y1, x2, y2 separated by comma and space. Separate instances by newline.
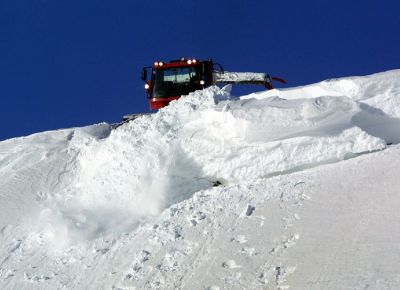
214, 71, 286, 89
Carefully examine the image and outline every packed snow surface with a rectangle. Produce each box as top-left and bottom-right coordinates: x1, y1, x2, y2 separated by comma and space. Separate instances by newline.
1, 69, 400, 289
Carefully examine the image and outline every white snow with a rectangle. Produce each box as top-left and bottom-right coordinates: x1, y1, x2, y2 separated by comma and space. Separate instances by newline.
1, 69, 400, 289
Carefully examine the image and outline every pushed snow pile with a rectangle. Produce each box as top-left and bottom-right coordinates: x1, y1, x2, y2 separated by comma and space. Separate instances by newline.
243, 69, 400, 144
243, 69, 400, 116
1, 69, 400, 289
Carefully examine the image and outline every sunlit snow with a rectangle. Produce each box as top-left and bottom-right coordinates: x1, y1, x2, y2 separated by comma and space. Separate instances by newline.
1, 69, 400, 289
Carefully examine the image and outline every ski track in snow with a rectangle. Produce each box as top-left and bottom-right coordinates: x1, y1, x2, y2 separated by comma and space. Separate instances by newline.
0, 69, 400, 289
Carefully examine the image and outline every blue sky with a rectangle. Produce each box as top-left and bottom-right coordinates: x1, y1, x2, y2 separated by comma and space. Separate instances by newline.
1, 0, 399, 140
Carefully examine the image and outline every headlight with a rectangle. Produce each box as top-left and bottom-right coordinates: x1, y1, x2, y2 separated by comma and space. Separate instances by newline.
200, 80, 205, 85
187, 60, 192, 64
154, 62, 158, 66
158, 62, 164, 66
192, 59, 197, 64
144, 83, 150, 89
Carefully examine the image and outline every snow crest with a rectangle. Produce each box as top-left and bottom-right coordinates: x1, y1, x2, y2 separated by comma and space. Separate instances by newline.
34, 81, 391, 244
1, 76, 394, 244
1, 70, 400, 289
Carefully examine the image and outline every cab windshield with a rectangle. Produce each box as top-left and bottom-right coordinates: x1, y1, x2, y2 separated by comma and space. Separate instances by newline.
152, 66, 203, 98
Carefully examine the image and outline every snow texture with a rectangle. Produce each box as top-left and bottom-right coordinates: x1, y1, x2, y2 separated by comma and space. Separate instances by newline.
1, 69, 400, 289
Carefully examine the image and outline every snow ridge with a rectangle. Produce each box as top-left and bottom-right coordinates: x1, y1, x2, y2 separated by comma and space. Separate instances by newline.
1, 69, 400, 289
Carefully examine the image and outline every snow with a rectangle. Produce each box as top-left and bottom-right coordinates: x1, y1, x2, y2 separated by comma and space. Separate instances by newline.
1, 69, 400, 289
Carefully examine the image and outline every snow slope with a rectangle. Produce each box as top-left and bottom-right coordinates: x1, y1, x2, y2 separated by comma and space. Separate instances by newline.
0, 69, 400, 289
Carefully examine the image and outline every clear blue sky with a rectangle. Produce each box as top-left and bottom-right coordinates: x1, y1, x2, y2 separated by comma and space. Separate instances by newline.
1, 0, 399, 140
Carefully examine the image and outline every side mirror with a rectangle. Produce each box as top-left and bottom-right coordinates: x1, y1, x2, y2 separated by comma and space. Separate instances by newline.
141, 68, 147, 81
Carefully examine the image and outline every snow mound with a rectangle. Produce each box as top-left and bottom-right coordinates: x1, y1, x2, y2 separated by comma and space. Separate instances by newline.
2, 72, 398, 243
1, 69, 400, 289
243, 69, 400, 116
242, 69, 400, 144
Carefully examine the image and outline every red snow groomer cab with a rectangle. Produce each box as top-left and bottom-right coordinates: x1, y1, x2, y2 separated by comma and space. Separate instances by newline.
140, 58, 286, 110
